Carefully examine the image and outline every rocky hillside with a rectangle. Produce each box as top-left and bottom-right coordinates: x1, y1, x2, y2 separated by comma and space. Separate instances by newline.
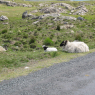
0, 0, 95, 51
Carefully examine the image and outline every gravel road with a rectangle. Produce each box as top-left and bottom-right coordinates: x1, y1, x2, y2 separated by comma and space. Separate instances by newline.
1, 52, 95, 95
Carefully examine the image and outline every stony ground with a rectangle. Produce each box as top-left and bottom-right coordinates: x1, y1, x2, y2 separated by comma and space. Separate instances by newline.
0, 52, 95, 95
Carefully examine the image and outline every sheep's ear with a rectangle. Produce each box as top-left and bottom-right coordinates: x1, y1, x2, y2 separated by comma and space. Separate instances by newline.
65, 40, 67, 45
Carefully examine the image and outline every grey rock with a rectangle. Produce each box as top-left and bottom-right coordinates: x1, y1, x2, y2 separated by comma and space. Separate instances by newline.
60, 24, 74, 29
73, 6, 88, 15
61, 16, 76, 20
32, 13, 60, 20
40, 7, 67, 14
0, 0, 32, 7
0, 15, 8, 21
51, 3, 74, 10
32, 21, 39, 24
77, 17, 84, 20
31, 10, 38, 13
22, 11, 28, 19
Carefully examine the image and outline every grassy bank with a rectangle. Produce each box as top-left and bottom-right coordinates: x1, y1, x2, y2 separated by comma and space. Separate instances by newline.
0, 48, 95, 81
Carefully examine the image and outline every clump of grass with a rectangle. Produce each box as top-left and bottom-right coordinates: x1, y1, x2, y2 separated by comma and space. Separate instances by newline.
30, 43, 36, 49
50, 52, 58, 58
75, 33, 82, 41
1, 29, 7, 34
43, 37, 54, 46
56, 25, 60, 31
29, 36, 36, 44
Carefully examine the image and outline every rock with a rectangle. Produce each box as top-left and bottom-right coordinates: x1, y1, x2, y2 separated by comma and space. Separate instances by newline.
60, 24, 74, 29
77, 17, 84, 20
31, 10, 38, 13
71, 30, 74, 33
40, 7, 67, 14
27, 14, 33, 17
23, 4, 28, 7
32, 21, 39, 24
61, 16, 76, 20
2, 22, 9, 25
22, 11, 28, 19
0, 0, 32, 7
73, 6, 88, 15
51, 3, 74, 10
24, 67, 29, 69
32, 13, 60, 20
0, 15, 8, 21
0, 46, 6, 51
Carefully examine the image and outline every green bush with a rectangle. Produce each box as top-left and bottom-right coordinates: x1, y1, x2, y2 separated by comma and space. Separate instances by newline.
29, 36, 36, 44
56, 25, 60, 31
23, 33, 28, 38
75, 33, 82, 41
30, 43, 36, 48
14, 41, 22, 46
1, 29, 7, 34
50, 52, 58, 58
2, 33, 13, 39
43, 37, 54, 46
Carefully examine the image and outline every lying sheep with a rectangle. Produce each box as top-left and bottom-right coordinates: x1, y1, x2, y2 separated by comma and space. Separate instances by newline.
42, 45, 57, 52
60, 40, 89, 53
0, 46, 6, 51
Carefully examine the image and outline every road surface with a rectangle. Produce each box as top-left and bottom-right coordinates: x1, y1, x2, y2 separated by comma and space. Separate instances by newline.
0, 52, 95, 95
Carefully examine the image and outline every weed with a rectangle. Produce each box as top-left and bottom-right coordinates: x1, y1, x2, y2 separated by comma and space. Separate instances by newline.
43, 37, 54, 46
75, 33, 82, 41
50, 52, 58, 58
1, 29, 7, 34
29, 36, 36, 44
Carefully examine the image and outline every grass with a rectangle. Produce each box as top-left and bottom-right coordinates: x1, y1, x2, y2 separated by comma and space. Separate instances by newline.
0, 48, 95, 81
0, 0, 95, 81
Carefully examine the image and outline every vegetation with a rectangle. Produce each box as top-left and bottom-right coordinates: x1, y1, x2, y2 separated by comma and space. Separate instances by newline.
0, 0, 95, 80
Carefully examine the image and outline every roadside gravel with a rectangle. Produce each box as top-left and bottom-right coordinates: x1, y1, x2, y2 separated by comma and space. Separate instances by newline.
0, 52, 95, 95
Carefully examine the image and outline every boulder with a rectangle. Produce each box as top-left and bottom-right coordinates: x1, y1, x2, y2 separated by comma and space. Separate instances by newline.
0, 46, 6, 51
77, 17, 84, 20
61, 16, 76, 20
40, 7, 67, 14
31, 10, 38, 13
0, 15, 8, 21
32, 21, 39, 24
51, 3, 74, 10
60, 24, 74, 29
32, 13, 60, 20
22, 11, 28, 18
73, 6, 88, 15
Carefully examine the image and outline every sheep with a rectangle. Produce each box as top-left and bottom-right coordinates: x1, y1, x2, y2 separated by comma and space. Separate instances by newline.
42, 45, 57, 52
60, 40, 89, 53
0, 46, 6, 51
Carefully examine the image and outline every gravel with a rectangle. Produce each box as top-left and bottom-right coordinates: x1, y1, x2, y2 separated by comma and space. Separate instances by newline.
0, 52, 95, 95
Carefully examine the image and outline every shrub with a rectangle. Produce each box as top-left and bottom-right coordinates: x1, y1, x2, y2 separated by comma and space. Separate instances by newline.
1, 29, 7, 34
56, 25, 60, 31
50, 52, 58, 57
43, 37, 54, 46
37, 27, 42, 31
30, 43, 36, 48
2, 33, 13, 39
23, 33, 28, 38
29, 36, 36, 44
14, 41, 22, 46
75, 33, 82, 41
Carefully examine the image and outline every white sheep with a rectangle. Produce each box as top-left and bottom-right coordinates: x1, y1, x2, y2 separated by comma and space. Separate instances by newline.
0, 46, 6, 51
60, 40, 89, 53
42, 45, 57, 52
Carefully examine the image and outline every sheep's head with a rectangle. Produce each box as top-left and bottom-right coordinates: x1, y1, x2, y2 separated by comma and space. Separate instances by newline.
60, 40, 67, 46
42, 45, 48, 50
